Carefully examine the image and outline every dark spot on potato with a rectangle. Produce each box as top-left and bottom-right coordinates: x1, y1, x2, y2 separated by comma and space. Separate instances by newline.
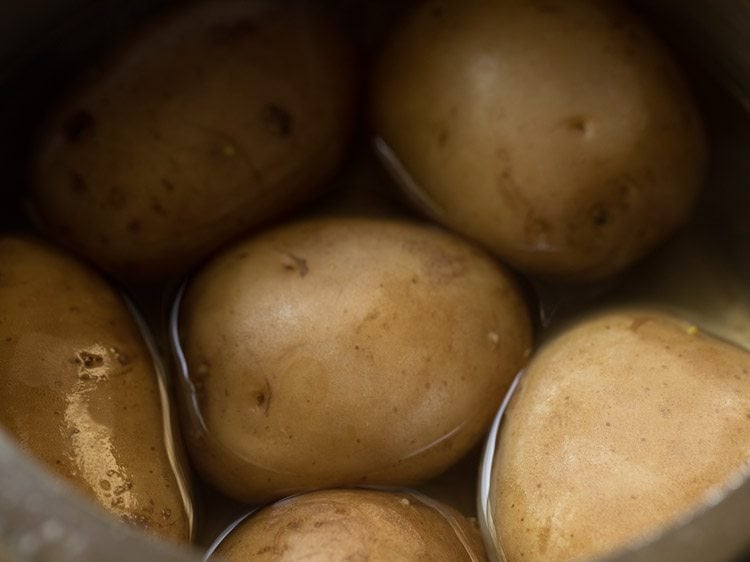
161, 178, 175, 192
262, 104, 293, 137
127, 219, 141, 233
150, 198, 167, 216
437, 129, 450, 147
590, 205, 608, 226
524, 215, 551, 245
76, 351, 104, 368
281, 253, 309, 277
564, 116, 589, 135
4, 337, 12, 343
69, 171, 88, 194
63, 110, 95, 143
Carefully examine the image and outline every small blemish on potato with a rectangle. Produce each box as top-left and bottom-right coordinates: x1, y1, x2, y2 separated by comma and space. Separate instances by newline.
437, 129, 450, 147
262, 103, 293, 137
686, 325, 699, 336
127, 219, 141, 233
281, 253, 309, 277
524, 215, 551, 245
69, 171, 88, 194
590, 205, 608, 227
160, 178, 175, 192
399, 497, 411, 506
76, 351, 104, 368
487, 331, 500, 345
150, 198, 167, 216
63, 110, 95, 143
564, 116, 590, 135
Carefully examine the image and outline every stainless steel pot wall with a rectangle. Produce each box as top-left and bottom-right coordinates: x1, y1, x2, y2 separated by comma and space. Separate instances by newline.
0, 1, 748, 561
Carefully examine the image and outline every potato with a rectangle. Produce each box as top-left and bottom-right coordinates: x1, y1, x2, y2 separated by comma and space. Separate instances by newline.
372, 0, 707, 281
0, 236, 191, 542
30, 1, 357, 282
212, 488, 487, 561
176, 216, 532, 503
490, 309, 750, 562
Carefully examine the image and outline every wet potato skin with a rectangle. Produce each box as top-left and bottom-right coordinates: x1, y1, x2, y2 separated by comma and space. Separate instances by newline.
178, 216, 532, 504
0, 237, 190, 542
372, 0, 707, 281
492, 309, 750, 562
31, 0, 357, 282
214, 488, 488, 562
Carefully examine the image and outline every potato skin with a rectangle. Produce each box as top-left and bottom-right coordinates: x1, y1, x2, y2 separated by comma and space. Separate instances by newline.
372, 0, 707, 281
214, 488, 487, 561
177, 217, 532, 503
492, 309, 750, 562
31, 1, 357, 282
0, 237, 190, 542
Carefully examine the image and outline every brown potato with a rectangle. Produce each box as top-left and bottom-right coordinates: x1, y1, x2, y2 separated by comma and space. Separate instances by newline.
0, 236, 192, 542
372, 0, 707, 281
491, 309, 750, 562
30, 1, 357, 282
176, 216, 532, 503
212, 488, 487, 561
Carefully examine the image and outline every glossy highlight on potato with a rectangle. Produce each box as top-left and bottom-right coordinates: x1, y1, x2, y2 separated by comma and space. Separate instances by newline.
175, 216, 532, 503
30, 0, 357, 282
0, 236, 192, 542
372, 0, 707, 281
491, 308, 750, 562
212, 488, 487, 561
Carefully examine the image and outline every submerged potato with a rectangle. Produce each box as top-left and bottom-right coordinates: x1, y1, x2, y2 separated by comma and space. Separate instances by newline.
372, 0, 707, 281
491, 309, 750, 562
178, 217, 532, 503
0, 237, 191, 542
213, 488, 487, 561
31, 1, 357, 282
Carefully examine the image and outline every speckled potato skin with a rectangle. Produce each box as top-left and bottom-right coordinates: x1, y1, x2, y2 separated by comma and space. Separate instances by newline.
492, 309, 750, 562
31, 1, 357, 282
0, 237, 190, 542
214, 488, 487, 561
178, 217, 532, 503
372, 0, 707, 281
